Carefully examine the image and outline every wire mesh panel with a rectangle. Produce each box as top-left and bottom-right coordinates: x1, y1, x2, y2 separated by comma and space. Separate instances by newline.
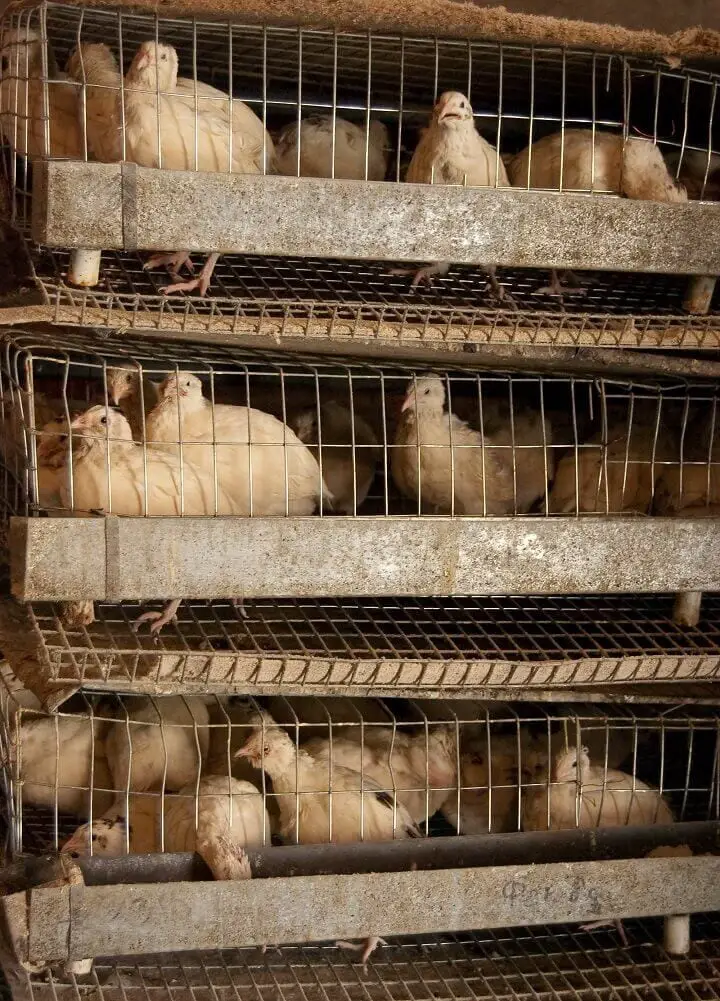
21, 249, 720, 349
17, 594, 720, 691
0, 327, 719, 524
13, 918, 720, 1001
3, 671, 719, 857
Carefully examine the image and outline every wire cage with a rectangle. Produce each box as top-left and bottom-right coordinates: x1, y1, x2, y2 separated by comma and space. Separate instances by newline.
16, 250, 720, 350
9, 917, 720, 1001
3, 680, 719, 858
9, 594, 720, 695
3, 1, 719, 198
0, 1, 719, 337
1, 326, 719, 522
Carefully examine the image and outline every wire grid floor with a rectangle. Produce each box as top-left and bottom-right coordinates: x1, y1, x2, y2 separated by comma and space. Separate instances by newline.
26, 249, 720, 349
27, 917, 720, 1001
25, 594, 720, 690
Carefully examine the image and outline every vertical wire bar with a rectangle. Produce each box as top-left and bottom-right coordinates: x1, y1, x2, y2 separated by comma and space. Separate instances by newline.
495, 44, 503, 186
559, 47, 567, 191
192, 19, 199, 171
526, 45, 535, 188
621, 392, 634, 509
245, 366, 253, 517
364, 31, 372, 182
590, 53, 598, 191
330, 30, 338, 179
227, 23, 233, 173
296, 30, 303, 177
652, 67, 661, 146
118, 12, 127, 161
154, 15, 162, 170
649, 391, 662, 510
313, 368, 323, 515
508, 378, 518, 515
208, 369, 219, 516
396, 38, 405, 183
279, 367, 290, 517
570, 379, 579, 515
679, 75, 691, 175
38, 6, 50, 159
348, 371, 358, 515
599, 381, 610, 513
412, 374, 421, 515
678, 394, 691, 507
76, 10, 88, 162
477, 375, 487, 516
262, 27, 268, 175
539, 378, 549, 515
703, 82, 718, 200
380, 372, 390, 516
705, 396, 718, 509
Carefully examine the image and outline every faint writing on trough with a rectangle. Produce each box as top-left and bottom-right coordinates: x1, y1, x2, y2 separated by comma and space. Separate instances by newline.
502, 876, 601, 915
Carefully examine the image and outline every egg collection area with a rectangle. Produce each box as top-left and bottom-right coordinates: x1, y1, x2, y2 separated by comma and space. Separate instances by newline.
0, 0, 718, 995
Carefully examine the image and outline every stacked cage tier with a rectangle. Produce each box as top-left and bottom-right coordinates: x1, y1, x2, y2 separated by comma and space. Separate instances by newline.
0, 1, 718, 343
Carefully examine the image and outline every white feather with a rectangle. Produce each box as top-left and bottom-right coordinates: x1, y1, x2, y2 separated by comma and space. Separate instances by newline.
392, 375, 552, 515
105, 695, 210, 793
145, 372, 331, 515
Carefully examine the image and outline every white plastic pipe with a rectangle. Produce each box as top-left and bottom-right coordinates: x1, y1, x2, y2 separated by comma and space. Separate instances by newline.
68, 249, 101, 287
673, 591, 702, 628
664, 914, 691, 955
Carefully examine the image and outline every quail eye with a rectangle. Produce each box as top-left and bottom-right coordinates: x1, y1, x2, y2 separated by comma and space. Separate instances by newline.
263, 745, 271, 755
91, 833, 98, 841
459, 100, 465, 108
99, 415, 107, 425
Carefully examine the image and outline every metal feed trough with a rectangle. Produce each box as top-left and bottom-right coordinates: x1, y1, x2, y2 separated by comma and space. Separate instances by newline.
0, 327, 717, 614
0, 681, 719, 977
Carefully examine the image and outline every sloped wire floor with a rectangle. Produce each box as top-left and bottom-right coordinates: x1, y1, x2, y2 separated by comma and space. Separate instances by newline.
24, 594, 720, 689
27, 917, 720, 1001
26, 249, 720, 348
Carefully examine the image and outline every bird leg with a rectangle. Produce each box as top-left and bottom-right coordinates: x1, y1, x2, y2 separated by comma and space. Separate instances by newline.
232, 597, 249, 620
144, 251, 194, 276
160, 253, 220, 297
579, 919, 629, 947
335, 936, 387, 972
132, 598, 181, 635
537, 268, 587, 299
484, 264, 517, 308
390, 261, 450, 287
